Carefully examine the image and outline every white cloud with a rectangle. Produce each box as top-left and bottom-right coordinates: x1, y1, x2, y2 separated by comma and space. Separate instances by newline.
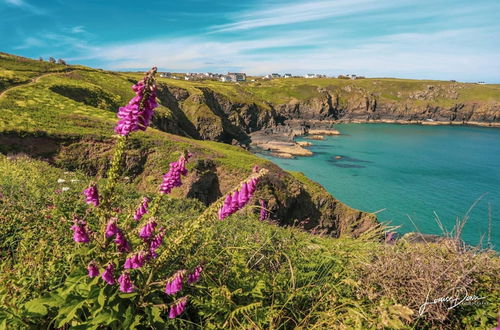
3, 0, 45, 14
210, 0, 410, 32
69, 26, 499, 82
70, 26, 86, 34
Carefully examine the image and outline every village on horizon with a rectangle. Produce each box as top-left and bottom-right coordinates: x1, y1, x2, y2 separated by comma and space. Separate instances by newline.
158, 71, 366, 82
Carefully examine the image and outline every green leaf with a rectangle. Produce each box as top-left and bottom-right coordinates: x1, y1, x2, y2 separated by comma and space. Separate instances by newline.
23, 299, 48, 316
89, 311, 113, 326
118, 292, 138, 299
151, 306, 164, 323
123, 305, 134, 328
56, 300, 85, 327
98, 288, 106, 307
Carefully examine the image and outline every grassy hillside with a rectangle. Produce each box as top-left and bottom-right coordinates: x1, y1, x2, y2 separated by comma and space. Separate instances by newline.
0, 53, 499, 328
1, 155, 498, 329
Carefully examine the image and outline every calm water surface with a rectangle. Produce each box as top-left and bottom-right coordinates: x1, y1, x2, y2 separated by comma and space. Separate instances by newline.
261, 124, 500, 248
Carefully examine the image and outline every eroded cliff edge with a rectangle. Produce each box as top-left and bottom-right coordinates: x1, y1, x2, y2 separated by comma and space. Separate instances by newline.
152, 81, 500, 150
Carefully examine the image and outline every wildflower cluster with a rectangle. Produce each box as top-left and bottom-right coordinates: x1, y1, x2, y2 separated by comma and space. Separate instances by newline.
159, 152, 192, 194
115, 67, 158, 136
218, 173, 259, 220
64, 67, 267, 324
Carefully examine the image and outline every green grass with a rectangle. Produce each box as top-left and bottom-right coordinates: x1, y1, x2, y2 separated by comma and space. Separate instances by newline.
0, 156, 497, 329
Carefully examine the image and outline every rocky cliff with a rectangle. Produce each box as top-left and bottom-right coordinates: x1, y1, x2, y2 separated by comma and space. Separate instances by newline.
152, 81, 500, 148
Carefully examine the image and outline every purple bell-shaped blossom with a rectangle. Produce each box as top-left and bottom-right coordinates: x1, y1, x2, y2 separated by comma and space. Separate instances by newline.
118, 272, 135, 293
230, 190, 240, 213
124, 252, 147, 269
105, 218, 119, 238
115, 231, 131, 253
218, 177, 260, 220
102, 264, 115, 285
169, 297, 188, 319
139, 219, 157, 241
133, 197, 150, 221
238, 183, 249, 208
87, 262, 99, 278
259, 199, 268, 220
71, 219, 91, 243
165, 271, 184, 295
159, 153, 191, 194
187, 266, 203, 284
115, 67, 158, 136
83, 184, 99, 207
149, 230, 165, 258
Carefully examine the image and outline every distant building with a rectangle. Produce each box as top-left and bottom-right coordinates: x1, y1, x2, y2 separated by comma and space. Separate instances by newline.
264, 73, 281, 79
338, 74, 365, 80
220, 75, 232, 82
304, 73, 323, 78
227, 72, 246, 82
159, 72, 171, 78
284, 73, 292, 78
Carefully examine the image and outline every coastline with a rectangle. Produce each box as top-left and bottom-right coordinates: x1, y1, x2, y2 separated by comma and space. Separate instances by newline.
339, 119, 500, 128
250, 119, 500, 158
249, 125, 340, 158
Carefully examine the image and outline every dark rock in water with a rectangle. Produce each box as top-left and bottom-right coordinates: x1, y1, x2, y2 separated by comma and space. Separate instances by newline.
331, 163, 366, 168
329, 155, 373, 163
185, 159, 222, 205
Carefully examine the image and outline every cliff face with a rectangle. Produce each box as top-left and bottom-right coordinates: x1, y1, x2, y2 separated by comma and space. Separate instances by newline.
153, 82, 500, 146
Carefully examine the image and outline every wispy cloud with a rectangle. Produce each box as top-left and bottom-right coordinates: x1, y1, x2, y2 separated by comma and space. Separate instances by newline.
210, 0, 409, 32
3, 0, 45, 14
69, 26, 500, 82
70, 26, 86, 34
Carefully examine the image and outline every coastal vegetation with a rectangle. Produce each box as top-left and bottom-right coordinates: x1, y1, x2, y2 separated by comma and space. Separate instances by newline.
0, 52, 499, 328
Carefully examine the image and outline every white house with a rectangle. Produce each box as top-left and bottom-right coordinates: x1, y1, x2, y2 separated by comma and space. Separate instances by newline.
227, 72, 247, 82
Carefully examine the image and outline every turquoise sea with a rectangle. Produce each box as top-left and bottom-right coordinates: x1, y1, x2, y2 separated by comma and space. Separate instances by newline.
262, 124, 500, 248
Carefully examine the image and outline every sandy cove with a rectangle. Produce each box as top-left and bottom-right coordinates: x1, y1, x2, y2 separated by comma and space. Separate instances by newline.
249, 125, 341, 158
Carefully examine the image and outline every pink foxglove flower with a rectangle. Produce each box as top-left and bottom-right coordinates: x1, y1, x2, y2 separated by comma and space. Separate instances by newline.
169, 297, 188, 319
149, 229, 165, 258
115, 231, 131, 253
133, 197, 150, 221
102, 264, 115, 285
187, 266, 203, 284
218, 176, 260, 220
230, 190, 239, 213
238, 182, 249, 208
105, 218, 119, 238
118, 272, 134, 293
71, 219, 90, 243
259, 199, 268, 220
165, 271, 184, 295
124, 252, 146, 269
139, 219, 157, 241
159, 153, 191, 194
83, 184, 99, 207
115, 67, 158, 136
87, 262, 99, 278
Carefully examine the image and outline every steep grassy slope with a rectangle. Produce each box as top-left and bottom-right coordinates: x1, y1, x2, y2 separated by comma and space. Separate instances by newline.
1, 155, 498, 329
0, 53, 375, 236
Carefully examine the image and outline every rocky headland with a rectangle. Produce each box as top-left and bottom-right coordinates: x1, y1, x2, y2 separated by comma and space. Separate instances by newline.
152, 81, 500, 158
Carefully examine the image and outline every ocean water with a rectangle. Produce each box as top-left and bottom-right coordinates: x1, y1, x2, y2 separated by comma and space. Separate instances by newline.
261, 124, 500, 248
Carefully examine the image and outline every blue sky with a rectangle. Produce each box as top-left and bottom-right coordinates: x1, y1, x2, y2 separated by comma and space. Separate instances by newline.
1, 0, 499, 81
